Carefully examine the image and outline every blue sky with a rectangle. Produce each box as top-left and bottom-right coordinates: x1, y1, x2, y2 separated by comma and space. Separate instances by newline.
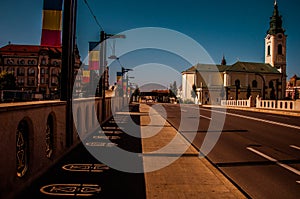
0, 0, 299, 87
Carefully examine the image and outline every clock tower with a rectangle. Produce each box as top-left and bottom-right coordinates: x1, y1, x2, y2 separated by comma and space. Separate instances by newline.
265, 0, 287, 97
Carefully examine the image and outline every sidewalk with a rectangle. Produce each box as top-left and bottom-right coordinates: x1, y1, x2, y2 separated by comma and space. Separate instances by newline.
140, 104, 246, 199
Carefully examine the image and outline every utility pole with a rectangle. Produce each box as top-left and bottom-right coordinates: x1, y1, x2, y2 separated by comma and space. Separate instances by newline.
61, 0, 77, 147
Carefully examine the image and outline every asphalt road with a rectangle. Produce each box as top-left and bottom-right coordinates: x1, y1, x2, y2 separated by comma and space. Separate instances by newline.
153, 103, 300, 199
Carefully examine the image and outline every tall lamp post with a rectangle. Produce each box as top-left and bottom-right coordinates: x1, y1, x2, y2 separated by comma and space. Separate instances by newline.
99, 31, 125, 122
61, 0, 77, 147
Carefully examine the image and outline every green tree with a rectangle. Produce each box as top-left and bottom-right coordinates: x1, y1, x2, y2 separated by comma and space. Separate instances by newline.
169, 81, 178, 98
246, 84, 252, 99
133, 85, 140, 101
0, 71, 17, 90
191, 84, 197, 99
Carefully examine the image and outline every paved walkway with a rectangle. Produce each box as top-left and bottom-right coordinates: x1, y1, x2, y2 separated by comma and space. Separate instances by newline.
140, 104, 246, 199
14, 103, 247, 199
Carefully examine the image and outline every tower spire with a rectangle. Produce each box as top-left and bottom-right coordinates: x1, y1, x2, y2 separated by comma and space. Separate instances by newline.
267, 0, 284, 35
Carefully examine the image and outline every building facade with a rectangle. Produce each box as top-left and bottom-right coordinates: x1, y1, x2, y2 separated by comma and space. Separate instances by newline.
0, 44, 81, 99
286, 75, 300, 100
181, 1, 287, 105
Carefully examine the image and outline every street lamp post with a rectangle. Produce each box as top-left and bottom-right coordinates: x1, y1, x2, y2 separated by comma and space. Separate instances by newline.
99, 31, 125, 122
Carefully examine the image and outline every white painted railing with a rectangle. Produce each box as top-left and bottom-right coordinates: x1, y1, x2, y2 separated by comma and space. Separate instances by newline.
221, 98, 251, 107
256, 98, 299, 111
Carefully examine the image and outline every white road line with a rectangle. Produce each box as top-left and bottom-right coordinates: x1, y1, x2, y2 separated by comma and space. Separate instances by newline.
199, 107, 300, 130
247, 147, 300, 176
200, 115, 212, 120
180, 107, 211, 120
290, 145, 300, 151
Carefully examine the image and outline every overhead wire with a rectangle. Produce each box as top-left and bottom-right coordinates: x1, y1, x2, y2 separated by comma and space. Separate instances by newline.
82, 0, 125, 70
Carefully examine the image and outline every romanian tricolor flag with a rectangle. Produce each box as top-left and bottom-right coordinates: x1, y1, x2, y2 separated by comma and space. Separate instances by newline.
116, 72, 122, 85
88, 42, 100, 70
41, 0, 63, 47
82, 70, 90, 83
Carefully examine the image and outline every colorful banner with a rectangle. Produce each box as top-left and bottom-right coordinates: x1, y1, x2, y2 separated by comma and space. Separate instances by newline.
41, 0, 63, 47
82, 70, 90, 83
88, 42, 100, 70
116, 72, 122, 85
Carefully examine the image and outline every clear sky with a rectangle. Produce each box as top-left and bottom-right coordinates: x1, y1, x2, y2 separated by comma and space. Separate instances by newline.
0, 0, 299, 87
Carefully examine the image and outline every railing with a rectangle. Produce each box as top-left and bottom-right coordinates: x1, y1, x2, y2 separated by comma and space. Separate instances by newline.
256, 98, 298, 111
0, 96, 129, 198
221, 98, 251, 107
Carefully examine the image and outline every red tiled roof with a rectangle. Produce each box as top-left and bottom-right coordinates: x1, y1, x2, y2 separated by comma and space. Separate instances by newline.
0, 44, 62, 55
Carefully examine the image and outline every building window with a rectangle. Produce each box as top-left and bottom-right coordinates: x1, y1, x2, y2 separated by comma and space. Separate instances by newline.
6, 59, 14, 65
52, 69, 58, 75
17, 68, 25, 76
252, 80, 258, 88
269, 81, 274, 88
53, 61, 58, 66
18, 59, 25, 65
28, 68, 35, 76
235, 79, 241, 88
278, 44, 283, 55
18, 78, 24, 86
7, 67, 14, 73
41, 68, 45, 74
41, 78, 45, 84
16, 120, 29, 178
41, 58, 46, 65
51, 77, 58, 86
27, 78, 35, 86
267, 46, 271, 56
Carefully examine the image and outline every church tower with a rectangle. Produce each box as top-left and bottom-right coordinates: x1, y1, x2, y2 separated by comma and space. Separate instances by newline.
265, 0, 287, 96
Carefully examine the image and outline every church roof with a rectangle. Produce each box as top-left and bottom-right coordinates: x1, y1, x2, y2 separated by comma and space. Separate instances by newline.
226, 61, 280, 74
183, 63, 227, 73
182, 61, 280, 74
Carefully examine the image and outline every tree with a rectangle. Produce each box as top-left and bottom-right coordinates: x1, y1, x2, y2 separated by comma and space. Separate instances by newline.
191, 84, 197, 99
132, 85, 140, 102
246, 84, 251, 99
0, 71, 17, 90
169, 81, 178, 98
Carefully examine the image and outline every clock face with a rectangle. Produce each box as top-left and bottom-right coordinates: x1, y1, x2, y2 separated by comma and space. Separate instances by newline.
278, 34, 283, 39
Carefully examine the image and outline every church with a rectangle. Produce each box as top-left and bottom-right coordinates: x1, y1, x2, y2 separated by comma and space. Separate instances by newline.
181, 1, 287, 105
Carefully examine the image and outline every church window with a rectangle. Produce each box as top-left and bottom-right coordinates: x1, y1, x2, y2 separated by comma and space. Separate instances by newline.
267, 46, 271, 56
252, 80, 258, 88
269, 81, 274, 88
278, 44, 283, 55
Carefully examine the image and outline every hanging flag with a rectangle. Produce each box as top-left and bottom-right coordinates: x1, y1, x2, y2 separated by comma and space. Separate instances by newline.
116, 72, 122, 85
88, 42, 100, 70
82, 70, 90, 83
40, 0, 63, 47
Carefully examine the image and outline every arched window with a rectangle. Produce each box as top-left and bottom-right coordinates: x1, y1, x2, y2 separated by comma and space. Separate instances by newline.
16, 120, 29, 177
46, 114, 55, 158
235, 79, 240, 88
252, 80, 258, 88
269, 81, 274, 88
278, 44, 283, 55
